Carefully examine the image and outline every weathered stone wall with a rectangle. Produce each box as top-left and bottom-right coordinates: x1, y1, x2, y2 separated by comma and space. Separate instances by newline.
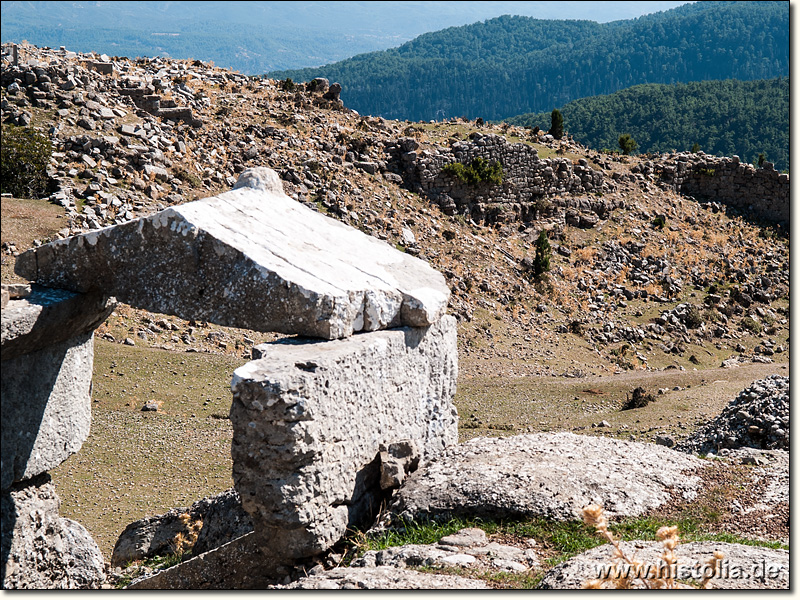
656, 153, 789, 225
387, 133, 612, 225
230, 315, 459, 562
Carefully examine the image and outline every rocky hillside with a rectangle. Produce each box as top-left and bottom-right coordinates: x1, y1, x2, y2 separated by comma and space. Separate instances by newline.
0, 44, 790, 589
1, 43, 789, 381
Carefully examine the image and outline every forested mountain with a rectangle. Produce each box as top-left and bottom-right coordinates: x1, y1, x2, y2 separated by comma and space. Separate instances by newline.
0, 1, 689, 73
507, 78, 789, 172
270, 1, 789, 122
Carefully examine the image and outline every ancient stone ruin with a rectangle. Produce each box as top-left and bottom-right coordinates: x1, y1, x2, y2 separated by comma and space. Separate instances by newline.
654, 152, 789, 226
1, 167, 458, 588
387, 134, 789, 230
388, 133, 613, 225
2, 284, 114, 588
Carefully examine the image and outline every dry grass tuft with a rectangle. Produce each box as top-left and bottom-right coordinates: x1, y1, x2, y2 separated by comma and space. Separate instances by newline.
581, 504, 723, 590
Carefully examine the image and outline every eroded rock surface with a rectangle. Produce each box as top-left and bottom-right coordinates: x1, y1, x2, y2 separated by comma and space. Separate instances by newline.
353, 527, 539, 574
15, 167, 449, 339
1, 474, 105, 589
538, 541, 788, 589
391, 432, 706, 522
231, 315, 459, 561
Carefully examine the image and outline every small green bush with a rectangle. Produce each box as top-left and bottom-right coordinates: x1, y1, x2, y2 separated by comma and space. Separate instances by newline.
618, 133, 637, 155
683, 305, 704, 329
1, 125, 53, 199
741, 316, 762, 334
442, 157, 504, 186
652, 214, 667, 229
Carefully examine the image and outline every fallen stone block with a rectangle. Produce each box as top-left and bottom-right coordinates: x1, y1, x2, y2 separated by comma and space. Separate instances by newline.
1, 285, 114, 361
15, 167, 450, 339
126, 532, 282, 589
538, 541, 788, 589
230, 315, 458, 561
1, 287, 115, 490
1, 474, 105, 589
111, 488, 253, 567
390, 432, 706, 523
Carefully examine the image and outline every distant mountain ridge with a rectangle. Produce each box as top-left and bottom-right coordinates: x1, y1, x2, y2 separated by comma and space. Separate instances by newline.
0, 1, 690, 73
270, 1, 789, 122
507, 78, 789, 172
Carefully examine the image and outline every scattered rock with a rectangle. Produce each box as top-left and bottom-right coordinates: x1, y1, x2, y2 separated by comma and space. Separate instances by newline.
677, 375, 788, 454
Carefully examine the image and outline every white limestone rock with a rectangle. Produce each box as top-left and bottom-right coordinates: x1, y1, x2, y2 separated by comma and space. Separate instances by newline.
390, 432, 707, 523
15, 167, 450, 339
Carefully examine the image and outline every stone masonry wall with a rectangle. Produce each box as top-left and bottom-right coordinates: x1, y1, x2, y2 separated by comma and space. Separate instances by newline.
387, 133, 611, 225
656, 153, 789, 225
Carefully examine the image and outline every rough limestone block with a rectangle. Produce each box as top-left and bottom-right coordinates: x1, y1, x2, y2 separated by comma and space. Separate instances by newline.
1, 474, 105, 589
15, 167, 450, 340
275, 566, 491, 589
1, 287, 114, 491
390, 432, 706, 523
230, 315, 458, 560
1, 285, 114, 361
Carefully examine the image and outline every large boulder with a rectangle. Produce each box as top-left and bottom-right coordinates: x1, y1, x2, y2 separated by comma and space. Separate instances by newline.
1, 286, 115, 490
15, 167, 449, 340
1, 474, 105, 589
230, 315, 459, 562
390, 432, 706, 522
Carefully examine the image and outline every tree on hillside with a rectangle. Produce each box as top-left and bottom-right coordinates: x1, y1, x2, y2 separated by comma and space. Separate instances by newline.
549, 109, 564, 140
533, 230, 551, 280
618, 133, 638, 155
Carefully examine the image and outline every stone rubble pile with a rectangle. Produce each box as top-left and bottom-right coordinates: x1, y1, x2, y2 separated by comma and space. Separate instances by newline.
676, 375, 789, 454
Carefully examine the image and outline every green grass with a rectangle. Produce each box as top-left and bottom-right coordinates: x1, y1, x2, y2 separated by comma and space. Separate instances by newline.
343, 514, 787, 589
